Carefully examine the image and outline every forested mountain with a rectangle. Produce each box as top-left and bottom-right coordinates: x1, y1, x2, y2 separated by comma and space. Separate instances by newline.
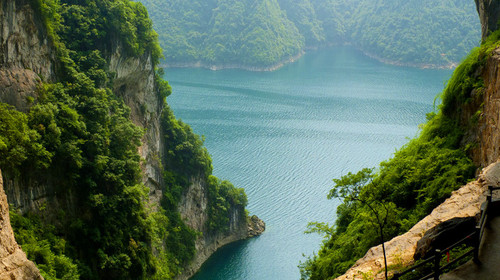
138, 0, 304, 68
340, 0, 481, 66
138, 0, 480, 69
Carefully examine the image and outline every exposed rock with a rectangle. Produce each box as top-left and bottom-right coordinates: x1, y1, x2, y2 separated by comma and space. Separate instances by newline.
0, 0, 66, 213
413, 217, 476, 260
177, 178, 209, 233
0, 170, 43, 280
334, 161, 500, 280
108, 43, 164, 208
176, 178, 265, 280
0, 0, 56, 112
107, 36, 264, 280
465, 47, 500, 168
247, 215, 266, 238
0, 2, 262, 279
475, 0, 500, 40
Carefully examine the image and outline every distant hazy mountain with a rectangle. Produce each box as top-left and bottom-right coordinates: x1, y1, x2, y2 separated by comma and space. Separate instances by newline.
139, 0, 480, 69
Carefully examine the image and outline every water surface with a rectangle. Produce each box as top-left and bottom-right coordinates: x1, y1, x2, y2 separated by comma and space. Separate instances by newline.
165, 47, 452, 280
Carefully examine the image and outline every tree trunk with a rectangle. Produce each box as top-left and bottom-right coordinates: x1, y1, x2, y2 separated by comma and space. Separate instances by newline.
380, 228, 388, 280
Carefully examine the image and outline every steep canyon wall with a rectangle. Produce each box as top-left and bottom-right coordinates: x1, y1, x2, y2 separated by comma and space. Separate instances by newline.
0, 1, 262, 279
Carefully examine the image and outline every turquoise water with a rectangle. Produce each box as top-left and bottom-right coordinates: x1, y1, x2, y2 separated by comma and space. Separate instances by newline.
165, 47, 453, 280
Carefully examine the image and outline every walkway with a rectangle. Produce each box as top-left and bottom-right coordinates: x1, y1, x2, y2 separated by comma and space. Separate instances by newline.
441, 216, 500, 280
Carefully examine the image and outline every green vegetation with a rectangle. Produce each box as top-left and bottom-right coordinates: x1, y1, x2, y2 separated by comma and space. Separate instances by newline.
0, 0, 248, 279
10, 210, 80, 280
299, 29, 500, 280
138, 0, 479, 68
207, 176, 247, 232
137, 0, 303, 68
339, 0, 481, 66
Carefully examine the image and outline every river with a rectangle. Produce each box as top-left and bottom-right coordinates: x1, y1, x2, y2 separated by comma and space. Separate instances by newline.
164, 47, 453, 280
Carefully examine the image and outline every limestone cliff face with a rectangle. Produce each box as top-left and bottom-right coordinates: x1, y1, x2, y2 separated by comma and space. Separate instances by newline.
0, 2, 262, 279
0, 170, 43, 280
467, 48, 500, 167
0, 0, 55, 112
108, 43, 165, 206
475, 0, 500, 40
106, 42, 265, 279
0, 0, 61, 212
467, 0, 500, 168
176, 178, 265, 280
176, 179, 245, 280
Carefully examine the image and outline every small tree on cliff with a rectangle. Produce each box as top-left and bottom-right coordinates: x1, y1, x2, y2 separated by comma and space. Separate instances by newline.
328, 168, 398, 280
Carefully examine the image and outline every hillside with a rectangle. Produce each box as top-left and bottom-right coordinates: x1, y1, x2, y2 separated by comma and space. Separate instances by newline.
137, 0, 304, 69
0, 0, 263, 279
138, 0, 480, 69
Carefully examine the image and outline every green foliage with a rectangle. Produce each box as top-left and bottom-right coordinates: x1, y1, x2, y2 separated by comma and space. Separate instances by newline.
207, 176, 248, 232
335, 0, 480, 66
298, 30, 500, 280
4, 0, 175, 279
10, 210, 79, 280
161, 105, 212, 201
160, 104, 248, 235
301, 136, 475, 279
155, 68, 172, 100
138, 0, 479, 68
137, 0, 304, 67
58, 0, 162, 65
0, 103, 52, 177
4, 1, 250, 279
30, 0, 63, 42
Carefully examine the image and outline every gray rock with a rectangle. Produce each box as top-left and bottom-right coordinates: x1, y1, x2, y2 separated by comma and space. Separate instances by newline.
475, 0, 500, 40
414, 217, 477, 260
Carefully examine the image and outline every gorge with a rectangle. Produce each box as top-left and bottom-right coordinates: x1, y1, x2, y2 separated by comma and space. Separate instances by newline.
165, 48, 453, 279
1, 0, 500, 280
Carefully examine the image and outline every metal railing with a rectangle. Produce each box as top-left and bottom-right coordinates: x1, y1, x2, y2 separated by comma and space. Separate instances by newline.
391, 186, 500, 280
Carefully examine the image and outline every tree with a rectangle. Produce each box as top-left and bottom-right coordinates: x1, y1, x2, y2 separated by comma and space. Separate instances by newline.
328, 168, 397, 280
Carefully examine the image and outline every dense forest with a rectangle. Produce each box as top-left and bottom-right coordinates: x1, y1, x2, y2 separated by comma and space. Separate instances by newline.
0, 0, 247, 279
299, 28, 500, 280
138, 0, 480, 68
136, 0, 304, 68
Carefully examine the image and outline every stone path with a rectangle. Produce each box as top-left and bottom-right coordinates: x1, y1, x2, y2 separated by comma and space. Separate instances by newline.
441, 216, 500, 280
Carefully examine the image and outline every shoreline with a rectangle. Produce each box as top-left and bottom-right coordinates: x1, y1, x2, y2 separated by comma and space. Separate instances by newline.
161, 47, 458, 71
358, 48, 458, 70
160, 51, 305, 72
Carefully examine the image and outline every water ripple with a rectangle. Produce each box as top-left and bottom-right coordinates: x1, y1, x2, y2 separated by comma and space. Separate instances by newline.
167, 47, 452, 280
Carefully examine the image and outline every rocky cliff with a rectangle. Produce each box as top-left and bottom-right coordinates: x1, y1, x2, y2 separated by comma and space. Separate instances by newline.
176, 178, 265, 279
106, 32, 265, 280
0, 0, 263, 278
108, 42, 165, 207
468, 0, 500, 168
0, 0, 62, 212
0, 169, 43, 280
475, 0, 500, 40
0, 0, 55, 112
465, 47, 500, 168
